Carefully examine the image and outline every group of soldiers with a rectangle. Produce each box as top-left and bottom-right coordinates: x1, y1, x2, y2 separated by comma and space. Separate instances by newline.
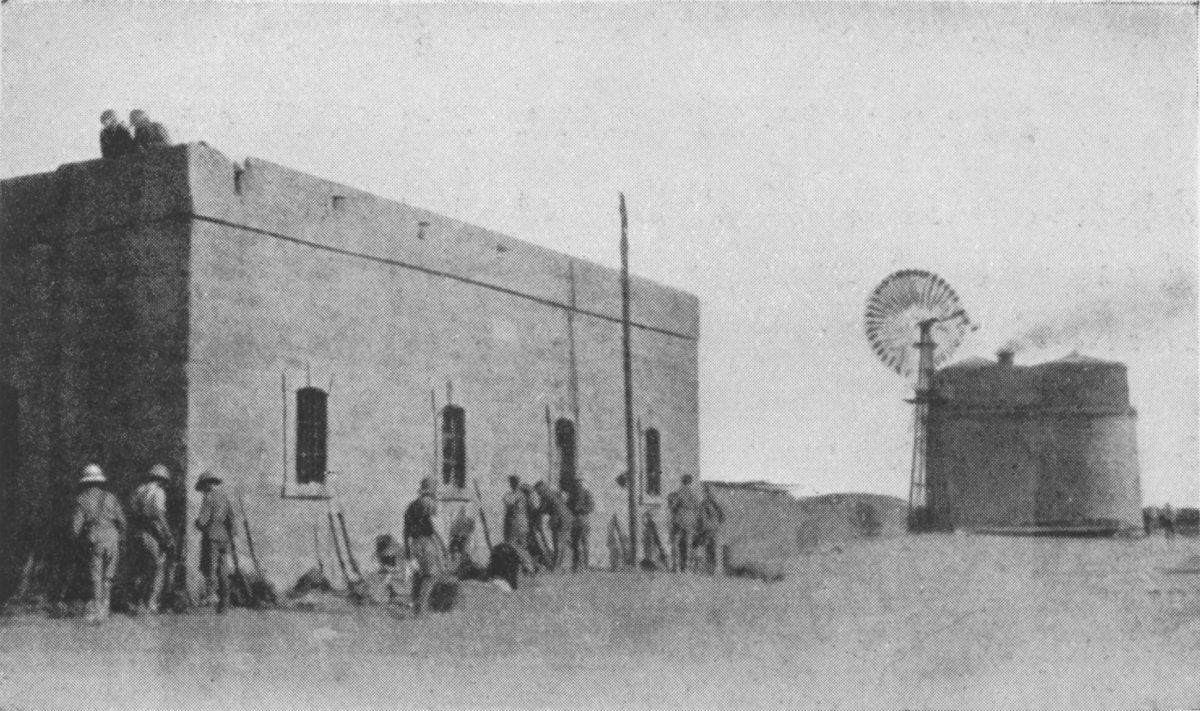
99, 108, 171, 159
667, 474, 725, 574
501, 475, 595, 574
69, 463, 235, 624
67, 462, 727, 622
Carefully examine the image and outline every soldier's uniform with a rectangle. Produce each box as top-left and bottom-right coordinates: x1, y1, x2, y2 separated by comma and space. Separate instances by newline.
71, 465, 126, 623
502, 478, 536, 573
667, 476, 701, 572
99, 110, 136, 159
404, 478, 446, 615
568, 481, 594, 571
130, 465, 174, 612
534, 481, 574, 571
130, 110, 171, 151
696, 490, 725, 575
194, 471, 235, 612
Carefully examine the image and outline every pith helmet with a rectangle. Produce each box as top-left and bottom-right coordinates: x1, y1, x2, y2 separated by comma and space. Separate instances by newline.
375, 534, 402, 558
148, 464, 170, 482
79, 464, 106, 485
195, 471, 221, 490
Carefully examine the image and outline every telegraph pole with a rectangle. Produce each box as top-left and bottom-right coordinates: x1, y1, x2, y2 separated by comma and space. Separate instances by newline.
620, 193, 638, 567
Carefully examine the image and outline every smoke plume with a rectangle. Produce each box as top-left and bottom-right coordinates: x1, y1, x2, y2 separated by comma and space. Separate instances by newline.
1002, 267, 1196, 353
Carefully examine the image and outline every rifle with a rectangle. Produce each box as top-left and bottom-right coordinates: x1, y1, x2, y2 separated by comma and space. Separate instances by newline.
313, 522, 325, 578
644, 513, 669, 568
238, 494, 278, 606
337, 509, 363, 579
327, 507, 351, 589
226, 519, 254, 607
238, 494, 262, 574
473, 479, 493, 550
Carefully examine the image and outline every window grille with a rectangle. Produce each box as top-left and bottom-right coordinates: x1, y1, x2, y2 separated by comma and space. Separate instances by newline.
645, 428, 662, 496
555, 418, 577, 491
441, 405, 466, 489
295, 387, 328, 485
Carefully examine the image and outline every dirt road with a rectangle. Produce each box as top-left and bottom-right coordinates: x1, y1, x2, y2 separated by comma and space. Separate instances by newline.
2, 535, 1198, 709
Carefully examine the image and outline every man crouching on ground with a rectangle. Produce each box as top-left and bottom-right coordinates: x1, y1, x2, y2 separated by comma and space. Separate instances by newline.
404, 477, 445, 615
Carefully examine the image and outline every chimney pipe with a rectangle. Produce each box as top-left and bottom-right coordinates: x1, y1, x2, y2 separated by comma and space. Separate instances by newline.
997, 349, 1014, 367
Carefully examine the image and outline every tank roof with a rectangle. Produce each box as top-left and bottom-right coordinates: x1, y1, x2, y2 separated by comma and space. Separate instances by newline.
941, 356, 994, 369
934, 351, 1132, 412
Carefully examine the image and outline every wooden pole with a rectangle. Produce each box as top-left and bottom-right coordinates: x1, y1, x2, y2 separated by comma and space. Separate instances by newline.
281, 372, 288, 498
545, 405, 553, 487
567, 260, 581, 427
431, 390, 439, 486
620, 192, 638, 567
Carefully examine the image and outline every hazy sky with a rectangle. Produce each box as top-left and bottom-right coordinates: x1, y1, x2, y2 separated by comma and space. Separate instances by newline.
3, 3, 1196, 504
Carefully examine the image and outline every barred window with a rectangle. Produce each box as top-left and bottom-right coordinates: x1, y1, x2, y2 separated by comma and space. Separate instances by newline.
644, 428, 662, 496
295, 387, 328, 485
555, 418, 577, 491
441, 405, 466, 489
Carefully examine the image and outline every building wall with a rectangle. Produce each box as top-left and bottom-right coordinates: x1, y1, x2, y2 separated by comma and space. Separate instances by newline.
0, 150, 193, 592
928, 358, 1142, 531
183, 145, 699, 586
1, 143, 700, 594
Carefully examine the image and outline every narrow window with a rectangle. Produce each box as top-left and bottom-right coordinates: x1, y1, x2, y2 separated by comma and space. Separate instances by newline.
644, 428, 662, 496
441, 405, 466, 489
295, 387, 328, 485
555, 418, 577, 491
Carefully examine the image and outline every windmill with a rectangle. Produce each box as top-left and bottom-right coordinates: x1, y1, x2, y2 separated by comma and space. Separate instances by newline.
864, 269, 973, 532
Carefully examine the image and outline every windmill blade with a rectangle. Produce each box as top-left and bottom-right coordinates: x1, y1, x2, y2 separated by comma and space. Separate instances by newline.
863, 269, 970, 380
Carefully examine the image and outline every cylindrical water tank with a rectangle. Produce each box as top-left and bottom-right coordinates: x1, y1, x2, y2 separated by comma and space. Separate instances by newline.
927, 353, 1141, 533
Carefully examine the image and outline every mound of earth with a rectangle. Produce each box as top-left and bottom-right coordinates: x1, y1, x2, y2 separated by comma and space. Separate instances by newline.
706, 482, 905, 565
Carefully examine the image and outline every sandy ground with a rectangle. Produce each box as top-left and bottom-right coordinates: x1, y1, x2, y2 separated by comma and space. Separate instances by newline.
2, 534, 1199, 710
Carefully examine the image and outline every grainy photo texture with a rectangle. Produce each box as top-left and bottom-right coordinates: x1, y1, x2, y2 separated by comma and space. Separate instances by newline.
0, 3, 1196, 709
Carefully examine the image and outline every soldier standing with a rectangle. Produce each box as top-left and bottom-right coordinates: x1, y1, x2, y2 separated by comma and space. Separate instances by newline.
130, 464, 174, 613
71, 464, 126, 624
403, 477, 445, 615
696, 484, 725, 575
568, 479, 594, 571
194, 471, 235, 613
1160, 503, 1177, 540
99, 110, 136, 159
502, 476, 536, 573
129, 109, 171, 151
533, 480, 574, 571
667, 474, 701, 573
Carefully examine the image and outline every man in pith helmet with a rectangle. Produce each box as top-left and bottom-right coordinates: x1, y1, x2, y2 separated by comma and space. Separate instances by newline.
194, 471, 235, 613
71, 464, 126, 623
130, 464, 173, 613
567, 478, 595, 572
403, 477, 445, 615
533, 480, 574, 572
667, 474, 701, 573
99, 110, 135, 159
129, 109, 171, 152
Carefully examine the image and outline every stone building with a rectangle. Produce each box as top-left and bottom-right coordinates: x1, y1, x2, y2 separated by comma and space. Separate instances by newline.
926, 351, 1142, 533
0, 143, 699, 591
